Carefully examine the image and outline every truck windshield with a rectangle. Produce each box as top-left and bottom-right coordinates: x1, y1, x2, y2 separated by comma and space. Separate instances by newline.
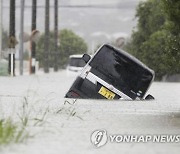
69, 57, 86, 67
89, 45, 153, 99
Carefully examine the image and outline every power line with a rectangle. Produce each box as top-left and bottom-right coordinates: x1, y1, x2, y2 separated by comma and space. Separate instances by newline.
2, 4, 133, 9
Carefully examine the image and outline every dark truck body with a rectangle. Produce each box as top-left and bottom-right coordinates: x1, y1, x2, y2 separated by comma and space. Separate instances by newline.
65, 44, 155, 100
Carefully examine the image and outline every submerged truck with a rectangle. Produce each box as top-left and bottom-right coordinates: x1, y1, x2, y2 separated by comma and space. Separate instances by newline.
65, 44, 155, 100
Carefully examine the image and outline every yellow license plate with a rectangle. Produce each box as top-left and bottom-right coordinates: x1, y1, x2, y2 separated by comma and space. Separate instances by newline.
98, 86, 115, 99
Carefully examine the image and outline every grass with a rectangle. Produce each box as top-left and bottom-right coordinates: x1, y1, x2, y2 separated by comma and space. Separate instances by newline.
0, 97, 31, 146
55, 99, 87, 120
0, 95, 50, 146
0, 96, 89, 146
33, 107, 49, 126
0, 119, 29, 145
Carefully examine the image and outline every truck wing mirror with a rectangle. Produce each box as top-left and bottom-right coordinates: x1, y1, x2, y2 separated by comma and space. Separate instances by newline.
82, 54, 91, 63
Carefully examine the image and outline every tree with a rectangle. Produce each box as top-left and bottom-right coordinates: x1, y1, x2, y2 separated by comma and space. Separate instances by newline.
140, 30, 170, 78
36, 29, 88, 69
161, 0, 180, 75
162, 0, 180, 33
36, 32, 55, 68
125, 0, 165, 58
59, 29, 88, 67
124, 0, 180, 80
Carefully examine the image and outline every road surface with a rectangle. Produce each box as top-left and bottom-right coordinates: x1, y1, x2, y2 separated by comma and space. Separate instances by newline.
0, 70, 180, 154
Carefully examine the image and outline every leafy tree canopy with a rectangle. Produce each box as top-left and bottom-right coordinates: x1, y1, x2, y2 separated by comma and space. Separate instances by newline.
125, 0, 180, 80
36, 29, 88, 69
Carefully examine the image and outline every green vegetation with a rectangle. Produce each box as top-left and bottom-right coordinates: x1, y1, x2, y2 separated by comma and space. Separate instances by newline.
125, 0, 180, 80
0, 119, 29, 145
36, 29, 88, 68
0, 59, 8, 76
0, 95, 86, 147
2, 29, 9, 50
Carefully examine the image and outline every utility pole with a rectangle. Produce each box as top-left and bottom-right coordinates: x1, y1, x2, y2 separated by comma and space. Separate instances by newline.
19, 0, 25, 75
54, 0, 58, 72
44, 0, 49, 73
0, 0, 2, 59
8, 0, 16, 76
31, 0, 37, 74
